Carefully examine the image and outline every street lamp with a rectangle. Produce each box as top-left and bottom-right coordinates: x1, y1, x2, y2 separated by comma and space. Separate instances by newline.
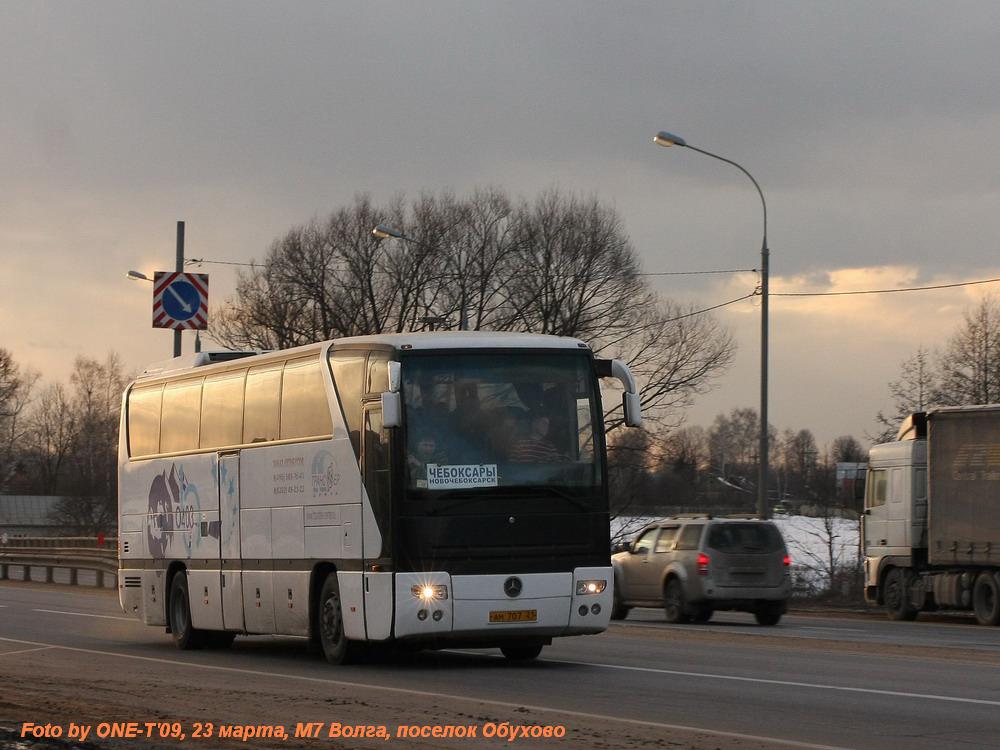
126, 270, 152, 282
371, 224, 469, 331
653, 130, 771, 519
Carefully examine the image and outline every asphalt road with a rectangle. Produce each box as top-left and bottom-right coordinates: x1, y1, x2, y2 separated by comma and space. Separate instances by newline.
2, 582, 1000, 750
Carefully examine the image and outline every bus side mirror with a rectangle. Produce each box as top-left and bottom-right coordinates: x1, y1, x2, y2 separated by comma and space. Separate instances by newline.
387, 361, 401, 393
623, 392, 642, 428
382, 392, 402, 428
382, 361, 403, 428
596, 358, 642, 428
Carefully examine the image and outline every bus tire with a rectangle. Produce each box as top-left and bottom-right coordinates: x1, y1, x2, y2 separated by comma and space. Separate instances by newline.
884, 567, 919, 621
204, 631, 237, 649
973, 572, 1000, 626
501, 643, 543, 661
168, 572, 204, 649
317, 573, 361, 665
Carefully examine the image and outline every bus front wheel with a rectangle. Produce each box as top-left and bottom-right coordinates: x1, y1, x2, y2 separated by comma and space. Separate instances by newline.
318, 573, 361, 665
500, 643, 543, 661
168, 571, 203, 650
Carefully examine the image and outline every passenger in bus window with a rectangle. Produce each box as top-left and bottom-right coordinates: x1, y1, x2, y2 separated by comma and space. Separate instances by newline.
407, 434, 447, 482
490, 407, 524, 461
509, 414, 564, 463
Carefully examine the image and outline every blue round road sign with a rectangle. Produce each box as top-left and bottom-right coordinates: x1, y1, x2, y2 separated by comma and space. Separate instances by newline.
162, 279, 201, 322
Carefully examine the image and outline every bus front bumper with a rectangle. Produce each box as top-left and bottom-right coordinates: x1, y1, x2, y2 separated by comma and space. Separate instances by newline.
393, 567, 612, 640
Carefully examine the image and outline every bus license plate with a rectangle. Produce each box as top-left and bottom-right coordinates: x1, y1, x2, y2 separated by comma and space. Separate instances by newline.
489, 609, 537, 624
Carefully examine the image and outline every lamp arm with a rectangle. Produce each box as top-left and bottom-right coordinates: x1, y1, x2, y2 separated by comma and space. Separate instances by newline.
684, 144, 767, 249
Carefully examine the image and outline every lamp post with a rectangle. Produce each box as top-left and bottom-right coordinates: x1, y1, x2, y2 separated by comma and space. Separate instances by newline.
653, 130, 770, 519
372, 224, 469, 331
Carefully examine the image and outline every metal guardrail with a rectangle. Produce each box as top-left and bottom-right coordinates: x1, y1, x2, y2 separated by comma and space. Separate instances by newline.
0, 540, 118, 587
1, 536, 118, 549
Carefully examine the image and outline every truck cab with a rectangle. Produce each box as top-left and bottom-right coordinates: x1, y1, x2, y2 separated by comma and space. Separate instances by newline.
863, 437, 927, 606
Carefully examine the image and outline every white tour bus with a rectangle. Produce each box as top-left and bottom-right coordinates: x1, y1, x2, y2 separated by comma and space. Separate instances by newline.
117, 332, 641, 663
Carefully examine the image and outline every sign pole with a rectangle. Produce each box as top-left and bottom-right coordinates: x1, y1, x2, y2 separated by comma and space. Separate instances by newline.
174, 221, 184, 357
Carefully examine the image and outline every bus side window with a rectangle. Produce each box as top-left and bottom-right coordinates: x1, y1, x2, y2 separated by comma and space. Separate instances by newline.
281, 357, 333, 440
367, 352, 390, 395
363, 408, 391, 556
201, 370, 246, 449
329, 350, 366, 460
243, 363, 282, 444
160, 378, 204, 454
129, 384, 163, 457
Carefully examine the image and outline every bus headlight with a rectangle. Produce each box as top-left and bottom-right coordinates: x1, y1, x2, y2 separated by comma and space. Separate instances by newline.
411, 584, 449, 601
576, 580, 606, 595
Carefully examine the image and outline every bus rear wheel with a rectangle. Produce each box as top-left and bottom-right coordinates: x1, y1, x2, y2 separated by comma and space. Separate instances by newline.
168, 571, 203, 650
318, 573, 362, 665
500, 643, 543, 661
203, 631, 237, 649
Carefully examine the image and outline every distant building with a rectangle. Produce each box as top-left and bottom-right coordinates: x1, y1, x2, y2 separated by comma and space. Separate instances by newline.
0, 496, 73, 538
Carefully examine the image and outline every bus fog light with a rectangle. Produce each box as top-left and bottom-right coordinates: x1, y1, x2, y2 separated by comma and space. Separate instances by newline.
432, 610, 443, 621
417, 609, 428, 621
578, 605, 588, 616
591, 603, 601, 615
576, 579, 606, 595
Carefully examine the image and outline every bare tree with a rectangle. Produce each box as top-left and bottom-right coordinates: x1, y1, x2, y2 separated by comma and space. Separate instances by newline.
0, 348, 36, 490
872, 346, 935, 443
48, 353, 128, 534
214, 187, 735, 436
785, 511, 860, 599
26, 383, 77, 494
653, 425, 710, 508
935, 295, 1000, 406
831, 435, 865, 463
607, 428, 658, 542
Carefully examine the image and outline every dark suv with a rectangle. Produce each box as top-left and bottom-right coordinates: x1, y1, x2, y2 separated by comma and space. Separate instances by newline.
611, 516, 792, 625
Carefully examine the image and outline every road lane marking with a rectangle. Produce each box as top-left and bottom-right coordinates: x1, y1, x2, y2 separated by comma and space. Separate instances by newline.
530, 656, 1000, 707
32, 608, 134, 622
0, 635, 847, 750
798, 625, 867, 633
0, 646, 52, 657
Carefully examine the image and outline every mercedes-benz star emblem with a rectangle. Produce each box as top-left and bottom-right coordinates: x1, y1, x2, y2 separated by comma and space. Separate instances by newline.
503, 577, 523, 598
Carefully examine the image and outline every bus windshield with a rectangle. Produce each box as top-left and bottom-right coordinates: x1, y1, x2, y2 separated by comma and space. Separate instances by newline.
402, 352, 603, 493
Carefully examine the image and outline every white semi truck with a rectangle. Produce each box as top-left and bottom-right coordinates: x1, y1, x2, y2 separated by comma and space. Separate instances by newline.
863, 405, 1000, 625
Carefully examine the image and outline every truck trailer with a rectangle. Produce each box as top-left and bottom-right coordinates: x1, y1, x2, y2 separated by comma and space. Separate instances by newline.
863, 405, 1000, 625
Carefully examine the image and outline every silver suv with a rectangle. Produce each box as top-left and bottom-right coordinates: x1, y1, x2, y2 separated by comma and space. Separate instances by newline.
611, 515, 792, 626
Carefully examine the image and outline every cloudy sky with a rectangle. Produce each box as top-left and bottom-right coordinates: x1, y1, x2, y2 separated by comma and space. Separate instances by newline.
2, 1, 999, 447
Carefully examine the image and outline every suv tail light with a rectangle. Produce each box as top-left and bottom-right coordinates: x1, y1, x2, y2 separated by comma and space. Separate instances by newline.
697, 552, 710, 575
783, 555, 792, 567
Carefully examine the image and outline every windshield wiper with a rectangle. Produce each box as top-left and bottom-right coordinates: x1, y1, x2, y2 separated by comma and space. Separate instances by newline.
422, 485, 594, 515
514, 485, 592, 512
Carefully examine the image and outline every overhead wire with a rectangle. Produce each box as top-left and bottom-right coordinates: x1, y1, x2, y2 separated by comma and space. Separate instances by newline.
639, 268, 756, 277
661, 291, 759, 323
772, 275, 1000, 297
183, 255, 1000, 319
